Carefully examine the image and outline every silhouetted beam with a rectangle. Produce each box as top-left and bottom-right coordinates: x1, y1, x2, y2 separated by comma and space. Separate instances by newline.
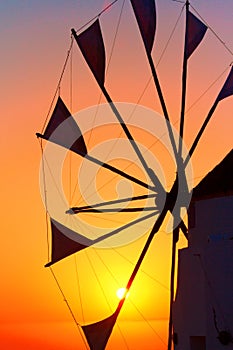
37, 132, 156, 192
179, 220, 188, 238
70, 206, 157, 213
68, 193, 157, 213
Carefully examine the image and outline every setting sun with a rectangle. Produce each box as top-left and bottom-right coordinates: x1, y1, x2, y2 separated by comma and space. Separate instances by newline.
116, 287, 130, 300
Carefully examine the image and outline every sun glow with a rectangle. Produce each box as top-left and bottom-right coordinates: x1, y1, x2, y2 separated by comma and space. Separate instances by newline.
116, 287, 129, 300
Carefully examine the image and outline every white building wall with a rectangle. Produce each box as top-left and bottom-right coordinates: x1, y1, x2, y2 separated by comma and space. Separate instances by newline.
173, 249, 206, 349
188, 196, 233, 249
205, 241, 233, 349
173, 195, 233, 350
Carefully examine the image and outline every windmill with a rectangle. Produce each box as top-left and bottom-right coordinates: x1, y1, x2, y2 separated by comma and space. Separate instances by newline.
36, 1, 233, 349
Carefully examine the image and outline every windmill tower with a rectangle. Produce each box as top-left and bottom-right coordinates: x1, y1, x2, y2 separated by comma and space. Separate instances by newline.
173, 149, 233, 350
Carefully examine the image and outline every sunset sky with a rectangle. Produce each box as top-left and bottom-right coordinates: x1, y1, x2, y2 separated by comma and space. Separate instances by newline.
1, 0, 233, 349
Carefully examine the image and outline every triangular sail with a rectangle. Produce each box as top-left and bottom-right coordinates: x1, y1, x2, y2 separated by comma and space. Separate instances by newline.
82, 313, 117, 350
130, 0, 179, 168
38, 96, 154, 191
184, 10, 207, 59
185, 66, 233, 164
179, 6, 208, 154
45, 219, 92, 267
216, 66, 233, 102
37, 96, 87, 155
130, 0, 156, 54
46, 209, 157, 267
72, 19, 105, 87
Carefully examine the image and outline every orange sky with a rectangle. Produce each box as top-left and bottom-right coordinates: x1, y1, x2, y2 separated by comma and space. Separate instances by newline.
0, 0, 233, 349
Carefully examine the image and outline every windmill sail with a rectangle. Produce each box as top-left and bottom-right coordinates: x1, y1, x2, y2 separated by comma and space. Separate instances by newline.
46, 210, 157, 267
130, 0, 180, 169
72, 19, 105, 87
82, 313, 117, 350
186, 66, 233, 163
216, 66, 233, 102
179, 6, 208, 153
130, 0, 156, 54
36, 96, 87, 155
45, 219, 92, 267
184, 10, 207, 59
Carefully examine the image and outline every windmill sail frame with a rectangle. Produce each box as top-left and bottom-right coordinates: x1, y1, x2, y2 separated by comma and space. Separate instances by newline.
36, 1, 233, 349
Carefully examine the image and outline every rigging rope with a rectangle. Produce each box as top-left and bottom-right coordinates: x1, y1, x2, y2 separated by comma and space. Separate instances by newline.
85, 250, 114, 314
93, 244, 169, 304
111, 248, 169, 291
114, 3, 233, 172
39, 141, 89, 348
41, 37, 74, 133
69, 38, 73, 113
39, 137, 89, 348
71, 3, 185, 207
91, 247, 166, 349
127, 4, 185, 112
120, 62, 233, 185
49, 267, 89, 350
68, 42, 73, 204
84, 251, 131, 349
38, 139, 50, 261
156, 4, 185, 67
73, 3, 232, 203
73, 0, 120, 34
74, 255, 85, 323
146, 3, 184, 107
41, 0, 121, 136
71, 0, 127, 207
129, 301, 167, 348
41, 152, 68, 207
185, 64, 231, 115
40, 36, 74, 133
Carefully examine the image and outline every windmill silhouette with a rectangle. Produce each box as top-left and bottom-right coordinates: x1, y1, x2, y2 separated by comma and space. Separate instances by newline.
37, 1, 233, 349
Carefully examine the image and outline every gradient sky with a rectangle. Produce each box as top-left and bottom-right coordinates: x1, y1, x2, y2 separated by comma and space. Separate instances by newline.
0, 1, 233, 349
